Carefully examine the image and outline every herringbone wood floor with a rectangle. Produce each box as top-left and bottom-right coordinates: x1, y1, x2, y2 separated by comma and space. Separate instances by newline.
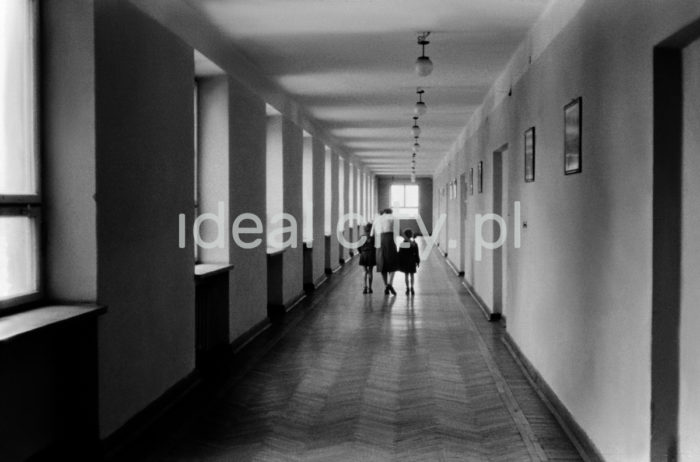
120, 246, 582, 461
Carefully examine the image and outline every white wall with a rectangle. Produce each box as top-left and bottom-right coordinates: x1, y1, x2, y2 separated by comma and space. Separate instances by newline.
329, 150, 340, 269
228, 78, 269, 340
680, 37, 700, 462
94, 0, 196, 437
44, 0, 97, 302
433, 0, 700, 460
282, 118, 304, 305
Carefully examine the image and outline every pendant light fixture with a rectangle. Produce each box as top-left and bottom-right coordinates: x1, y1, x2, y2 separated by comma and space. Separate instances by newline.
415, 32, 433, 77
413, 137, 420, 152
414, 88, 427, 116
411, 116, 421, 138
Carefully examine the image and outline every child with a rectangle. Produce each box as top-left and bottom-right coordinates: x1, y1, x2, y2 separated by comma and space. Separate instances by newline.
398, 229, 420, 295
359, 223, 376, 294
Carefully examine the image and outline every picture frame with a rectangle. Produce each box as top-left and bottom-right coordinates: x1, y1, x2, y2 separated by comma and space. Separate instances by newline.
469, 168, 474, 195
524, 126, 535, 182
564, 97, 582, 174
477, 161, 483, 193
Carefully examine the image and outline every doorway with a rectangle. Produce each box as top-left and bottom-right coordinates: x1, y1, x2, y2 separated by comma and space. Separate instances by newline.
492, 145, 508, 318
459, 172, 467, 276
652, 19, 700, 461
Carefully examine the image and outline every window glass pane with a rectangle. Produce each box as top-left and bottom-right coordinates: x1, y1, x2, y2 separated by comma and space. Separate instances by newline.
395, 207, 419, 219
0, 215, 38, 300
0, 0, 36, 195
405, 185, 419, 208
390, 184, 404, 208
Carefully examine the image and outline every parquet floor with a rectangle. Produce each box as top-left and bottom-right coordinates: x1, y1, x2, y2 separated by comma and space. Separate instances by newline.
118, 246, 582, 461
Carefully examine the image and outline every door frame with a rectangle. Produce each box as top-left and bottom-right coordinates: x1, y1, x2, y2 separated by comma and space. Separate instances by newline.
492, 144, 508, 318
651, 18, 700, 461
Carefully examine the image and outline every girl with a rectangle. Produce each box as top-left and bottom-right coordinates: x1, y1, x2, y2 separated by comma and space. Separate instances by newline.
398, 229, 420, 295
359, 223, 376, 293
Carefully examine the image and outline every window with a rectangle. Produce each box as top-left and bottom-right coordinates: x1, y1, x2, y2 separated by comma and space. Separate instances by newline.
193, 80, 200, 262
302, 133, 313, 244
0, 0, 39, 310
266, 105, 284, 250
390, 184, 419, 218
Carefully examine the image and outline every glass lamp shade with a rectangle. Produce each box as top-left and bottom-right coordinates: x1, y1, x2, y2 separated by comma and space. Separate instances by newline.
411, 125, 421, 137
415, 56, 433, 76
413, 142, 420, 151
414, 101, 427, 116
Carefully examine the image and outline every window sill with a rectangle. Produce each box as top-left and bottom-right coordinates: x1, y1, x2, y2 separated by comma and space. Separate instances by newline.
194, 263, 234, 280
266, 247, 286, 257
0, 304, 106, 344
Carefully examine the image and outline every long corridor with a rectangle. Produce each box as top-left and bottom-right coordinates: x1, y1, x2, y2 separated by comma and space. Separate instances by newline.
121, 246, 582, 461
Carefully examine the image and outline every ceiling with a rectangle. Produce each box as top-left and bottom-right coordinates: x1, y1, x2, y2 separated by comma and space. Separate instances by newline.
185, 0, 550, 176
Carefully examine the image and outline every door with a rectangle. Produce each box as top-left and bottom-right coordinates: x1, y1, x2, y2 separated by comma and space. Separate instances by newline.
459, 172, 467, 276
492, 145, 508, 317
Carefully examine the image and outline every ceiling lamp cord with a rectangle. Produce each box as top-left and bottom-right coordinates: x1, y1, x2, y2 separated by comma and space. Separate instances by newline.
411, 116, 421, 138
415, 88, 427, 115
412, 30, 432, 180
415, 32, 433, 77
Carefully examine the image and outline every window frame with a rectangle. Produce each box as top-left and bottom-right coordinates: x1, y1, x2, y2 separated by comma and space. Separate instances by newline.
193, 79, 200, 263
0, 0, 42, 312
390, 183, 420, 218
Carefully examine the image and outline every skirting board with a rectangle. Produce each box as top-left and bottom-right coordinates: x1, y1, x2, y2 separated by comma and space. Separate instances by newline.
461, 280, 501, 322
285, 293, 307, 313
304, 274, 328, 293
268, 292, 307, 320
444, 256, 461, 277
101, 371, 201, 458
502, 332, 605, 462
230, 318, 271, 355
314, 274, 328, 289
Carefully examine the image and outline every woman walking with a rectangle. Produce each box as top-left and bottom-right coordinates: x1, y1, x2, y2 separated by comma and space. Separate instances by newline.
371, 208, 399, 295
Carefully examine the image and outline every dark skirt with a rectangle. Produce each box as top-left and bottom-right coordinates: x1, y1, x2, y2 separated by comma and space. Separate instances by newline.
376, 232, 399, 273
398, 246, 418, 274
359, 248, 376, 267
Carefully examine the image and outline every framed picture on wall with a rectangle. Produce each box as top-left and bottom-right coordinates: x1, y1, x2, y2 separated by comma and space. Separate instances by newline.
564, 97, 582, 174
477, 161, 483, 193
469, 168, 474, 195
524, 127, 535, 182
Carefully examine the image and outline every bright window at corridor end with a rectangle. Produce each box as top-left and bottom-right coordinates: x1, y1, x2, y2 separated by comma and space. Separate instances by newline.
0, 0, 40, 309
390, 184, 419, 218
